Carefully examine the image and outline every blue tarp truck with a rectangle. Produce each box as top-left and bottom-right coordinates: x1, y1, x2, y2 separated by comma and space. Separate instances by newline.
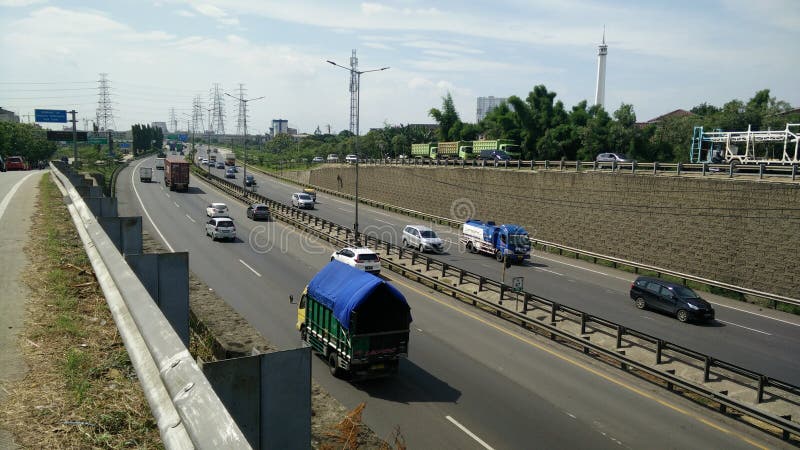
460, 219, 531, 263
295, 261, 412, 379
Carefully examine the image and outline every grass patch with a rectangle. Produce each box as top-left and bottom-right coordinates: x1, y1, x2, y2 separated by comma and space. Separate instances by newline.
0, 173, 162, 448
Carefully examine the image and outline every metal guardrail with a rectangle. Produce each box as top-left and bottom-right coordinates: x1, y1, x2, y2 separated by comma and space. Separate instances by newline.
195, 164, 800, 442
50, 162, 250, 449
242, 162, 800, 308
357, 157, 800, 181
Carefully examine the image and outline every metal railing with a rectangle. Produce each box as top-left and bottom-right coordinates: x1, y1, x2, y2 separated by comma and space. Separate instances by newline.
51, 162, 250, 449
241, 162, 800, 308
195, 164, 800, 442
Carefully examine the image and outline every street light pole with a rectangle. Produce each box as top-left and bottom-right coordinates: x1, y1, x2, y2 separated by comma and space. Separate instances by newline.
327, 54, 389, 246
225, 92, 264, 193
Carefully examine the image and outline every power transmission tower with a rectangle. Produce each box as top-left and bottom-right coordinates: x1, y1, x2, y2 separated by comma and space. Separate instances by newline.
349, 49, 359, 135
191, 95, 205, 135
234, 83, 247, 136
95, 73, 116, 131
210, 83, 225, 135
169, 107, 178, 133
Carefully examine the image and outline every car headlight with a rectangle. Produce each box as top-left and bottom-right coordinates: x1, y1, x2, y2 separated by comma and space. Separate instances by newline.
687, 303, 699, 310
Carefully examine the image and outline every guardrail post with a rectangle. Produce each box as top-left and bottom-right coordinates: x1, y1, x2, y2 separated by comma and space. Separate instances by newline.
425, 257, 431, 271
517, 159, 521, 169
499, 284, 505, 304
611, 160, 617, 172
522, 293, 530, 313
580, 312, 587, 334
702, 163, 707, 176
550, 302, 558, 324
459, 269, 465, 284
478, 276, 485, 292
676, 162, 682, 175
544, 160, 549, 170
441, 263, 447, 278
656, 339, 664, 364
616, 325, 625, 348
653, 161, 658, 175
759, 163, 765, 179
385, 242, 391, 255
793, 163, 797, 181
411, 252, 417, 266
576, 160, 581, 172
703, 356, 713, 382
757, 376, 766, 403
729, 162, 735, 178
631, 160, 637, 174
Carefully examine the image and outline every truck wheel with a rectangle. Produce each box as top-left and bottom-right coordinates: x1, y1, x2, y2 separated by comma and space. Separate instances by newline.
300, 327, 307, 342
402, 239, 408, 248
466, 241, 474, 253
328, 352, 340, 377
496, 250, 504, 262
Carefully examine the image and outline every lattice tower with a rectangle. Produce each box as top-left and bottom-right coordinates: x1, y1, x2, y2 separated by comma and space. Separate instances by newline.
95, 73, 116, 131
235, 83, 247, 136
349, 49, 359, 136
210, 83, 226, 135
169, 107, 177, 133
191, 95, 205, 135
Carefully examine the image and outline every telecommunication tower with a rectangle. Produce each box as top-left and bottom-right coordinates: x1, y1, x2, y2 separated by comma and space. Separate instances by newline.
191, 95, 205, 135
95, 73, 116, 131
169, 107, 177, 133
234, 83, 247, 136
349, 49, 359, 135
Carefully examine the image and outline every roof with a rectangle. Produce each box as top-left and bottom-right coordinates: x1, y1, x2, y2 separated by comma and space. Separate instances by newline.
639, 109, 695, 125
307, 261, 408, 329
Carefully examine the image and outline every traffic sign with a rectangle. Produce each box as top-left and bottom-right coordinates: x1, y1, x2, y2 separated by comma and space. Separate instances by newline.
47, 130, 87, 141
119, 142, 130, 148
35, 109, 67, 123
167, 134, 178, 140
178, 134, 188, 142
512, 277, 524, 292
88, 136, 109, 145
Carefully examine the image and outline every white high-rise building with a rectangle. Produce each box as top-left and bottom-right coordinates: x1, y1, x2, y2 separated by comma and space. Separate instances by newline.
594, 30, 608, 109
476, 96, 507, 122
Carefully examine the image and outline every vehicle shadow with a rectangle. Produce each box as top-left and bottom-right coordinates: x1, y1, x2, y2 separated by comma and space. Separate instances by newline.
351, 359, 461, 404
184, 186, 206, 194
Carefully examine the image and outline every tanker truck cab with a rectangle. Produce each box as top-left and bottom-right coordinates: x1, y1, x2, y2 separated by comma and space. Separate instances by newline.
461, 219, 531, 263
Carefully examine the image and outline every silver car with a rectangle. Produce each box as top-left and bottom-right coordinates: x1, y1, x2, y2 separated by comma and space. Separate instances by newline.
291, 193, 314, 209
205, 217, 236, 241
403, 224, 444, 253
595, 152, 630, 163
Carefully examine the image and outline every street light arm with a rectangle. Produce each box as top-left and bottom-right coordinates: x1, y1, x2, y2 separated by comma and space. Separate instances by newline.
327, 60, 350, 71
361, 67, 390, 73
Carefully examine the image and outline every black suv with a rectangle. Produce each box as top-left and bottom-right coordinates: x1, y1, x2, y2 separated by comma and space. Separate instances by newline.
629, 276, 715, 323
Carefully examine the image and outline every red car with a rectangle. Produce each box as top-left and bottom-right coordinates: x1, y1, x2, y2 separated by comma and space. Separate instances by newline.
5, 156, 28, 171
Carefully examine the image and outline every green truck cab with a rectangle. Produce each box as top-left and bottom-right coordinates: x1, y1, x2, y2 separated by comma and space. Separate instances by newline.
411, 142, 438, 159
295, 261, 412, 379
472, 139, 521, 159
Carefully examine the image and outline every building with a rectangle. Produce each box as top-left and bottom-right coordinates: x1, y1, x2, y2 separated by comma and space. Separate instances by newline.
0, 107, 20, 123
151, 121, 168, 133
636, 109, 694, 127
270, 119, 289, 137
594, 30, 608, 109
477, 96, 507, 122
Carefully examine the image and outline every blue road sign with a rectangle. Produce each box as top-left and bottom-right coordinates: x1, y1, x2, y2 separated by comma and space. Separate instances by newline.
119, 142, 130, 148
178, 134, 188, 142
34, 109, 67, 123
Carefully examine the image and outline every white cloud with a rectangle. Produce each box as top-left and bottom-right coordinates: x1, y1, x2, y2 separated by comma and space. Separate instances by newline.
176, 9, 195, 17
363, 42, 392, 50
0, 0, 47, 6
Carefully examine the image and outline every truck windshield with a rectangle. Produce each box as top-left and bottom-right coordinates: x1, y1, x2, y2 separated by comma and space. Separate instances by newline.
508, 234, 529, 247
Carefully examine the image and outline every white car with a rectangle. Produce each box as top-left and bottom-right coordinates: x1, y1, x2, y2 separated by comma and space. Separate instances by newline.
331, 247, 381, 274
291, 193, 314, 209
345, 154, 358, 164
402, 224, 444, 253
206, 202, 229, 217
205, 217, 236, 241
312, 156, 325, 163
326, 153, 339, 163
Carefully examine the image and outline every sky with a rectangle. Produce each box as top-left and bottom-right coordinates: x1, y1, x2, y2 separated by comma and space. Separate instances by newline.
1, 0, 798, 135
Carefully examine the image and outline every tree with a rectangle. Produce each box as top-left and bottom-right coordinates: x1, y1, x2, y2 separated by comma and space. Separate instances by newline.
429, 92, 461, 141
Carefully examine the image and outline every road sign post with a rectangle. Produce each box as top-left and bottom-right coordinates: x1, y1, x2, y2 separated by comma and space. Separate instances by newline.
512, 277, 524, 312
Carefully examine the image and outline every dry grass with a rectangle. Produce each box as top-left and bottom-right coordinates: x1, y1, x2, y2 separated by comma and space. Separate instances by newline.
0, 174, 161, 449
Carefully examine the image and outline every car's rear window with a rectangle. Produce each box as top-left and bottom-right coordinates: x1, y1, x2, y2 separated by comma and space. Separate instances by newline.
216, 220, 234, 228
8, 157, 22, 163
358, 253, 378, 261
255, 206, 268, 211
420, 230, 437, 238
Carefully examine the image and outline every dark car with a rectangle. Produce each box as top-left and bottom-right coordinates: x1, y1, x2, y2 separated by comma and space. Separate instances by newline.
478, 150, 510, 161
225, 167, 236, 178
629, 276, 715, 323
246, 203, 270, 221
244, 175, 256, 187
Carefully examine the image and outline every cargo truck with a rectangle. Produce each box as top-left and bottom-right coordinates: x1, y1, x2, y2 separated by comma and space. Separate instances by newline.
437, 141, 474, 159
294, 261, 412, 379
411, 142, 438, 159
472, 139, 521, 159
460, 219, 531, 263
139, 166, 153, 182
164, 156, 190, 191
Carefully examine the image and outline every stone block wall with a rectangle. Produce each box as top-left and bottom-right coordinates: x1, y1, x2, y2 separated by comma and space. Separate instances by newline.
306, 166, 799, 299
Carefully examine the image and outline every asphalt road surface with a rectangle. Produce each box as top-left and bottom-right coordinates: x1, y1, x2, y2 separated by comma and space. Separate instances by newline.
195, 147, 800, 386
116, 155, 787, 449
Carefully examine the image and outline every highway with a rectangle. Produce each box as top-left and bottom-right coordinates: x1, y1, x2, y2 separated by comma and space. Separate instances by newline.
198, 147, 800, 386
115, 155, 786, 449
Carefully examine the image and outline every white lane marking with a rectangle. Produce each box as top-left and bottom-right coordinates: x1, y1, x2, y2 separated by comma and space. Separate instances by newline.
566, 412, 577, 419
239, 259, 262, 277
374, 218, 394, 225
173, 201, 180, 208
132, 160, 175, 252
716, 320, 772, 336
160, 186, 163, 191
0, 172, 38, 222
337, 207, 354, 212
536, 267, 564, 276
165, 192, 171, 198
535, 254, 631, 281
185, 214, 195, 223
445, 416, 494, 450
708, 303, 800, 328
